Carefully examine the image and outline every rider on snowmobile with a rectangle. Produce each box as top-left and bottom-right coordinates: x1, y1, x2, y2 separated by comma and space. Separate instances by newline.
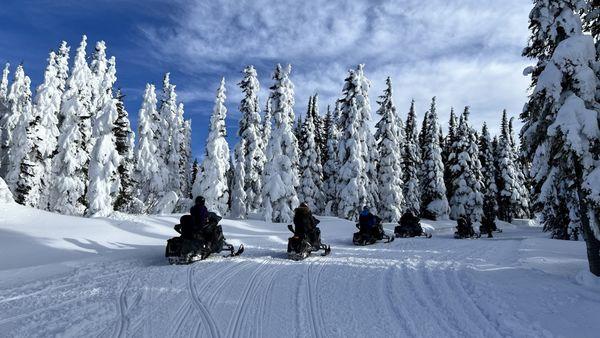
399, 211, 420, 229
190, 196, 209, 228
293, 202, 320, 246
358, 206, 377, 233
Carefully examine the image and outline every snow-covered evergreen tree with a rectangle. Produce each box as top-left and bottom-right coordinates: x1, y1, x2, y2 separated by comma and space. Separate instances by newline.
522, 0, 600, 253
181, 118, 192, 198
298, 101, 325, 213
56, 42, 70, 92
190, 158, 199, 189
0, 63, 12, 178
448, 107, 484, 223
262, 98, 272, 152
336, 65, 378, 218
86, 57, 121, 217
337, 97, 365, 220
479, 123, 498, 226
194, 78, 230, 216
444, 108, 458, 199
0, 64, 9, 129
403, 99, 421, 215
175, 103, 190, 196
262, 64, 299, 222
353, 65, 379, 210
113, 90, 136, 212
90, 41, 108, 120
508, 117, 531, 219
20, 52, 62, 208
159, 73, 182, 196
236, 65, 265, 213
374, 77, 404, 222
497, 111, 523, 223
50, 36, 93, 215
295, 113, 305, 152
419, 97, 449, 220
322, 104, 339, 215
5, 65, 33, 196
310, 94, 326, 165
133, 84, 164, 207
0, 63, 9, 105
231, 139, 247, 219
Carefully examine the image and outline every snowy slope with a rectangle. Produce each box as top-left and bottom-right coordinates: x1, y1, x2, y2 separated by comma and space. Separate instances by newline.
1, 202, 600, 338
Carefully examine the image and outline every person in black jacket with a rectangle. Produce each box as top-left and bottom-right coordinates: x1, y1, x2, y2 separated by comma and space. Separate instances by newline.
293, 202, 321, 247
398, 211, 422, 237
190, 196, 209, 228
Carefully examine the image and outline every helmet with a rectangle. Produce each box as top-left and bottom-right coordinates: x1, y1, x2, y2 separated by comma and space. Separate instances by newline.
195, 196, 205, 205
299, 202, 309, 208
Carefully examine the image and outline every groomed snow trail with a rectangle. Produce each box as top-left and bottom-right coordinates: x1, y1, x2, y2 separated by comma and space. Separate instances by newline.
1, 204, 600, 337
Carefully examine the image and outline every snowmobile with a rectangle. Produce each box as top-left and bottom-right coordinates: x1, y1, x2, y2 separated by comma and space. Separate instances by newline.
286, 224, 331, 261
352, 222, 395, 246
394, 223, 432, 238
165, 213, 244, 264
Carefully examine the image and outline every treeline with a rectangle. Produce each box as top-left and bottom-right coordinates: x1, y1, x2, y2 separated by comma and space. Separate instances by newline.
199, 64, 531, 227
0, 36, 192, 216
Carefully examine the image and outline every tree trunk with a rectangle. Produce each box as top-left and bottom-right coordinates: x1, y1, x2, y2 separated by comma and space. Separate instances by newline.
581, 218, 600, 276
574, 159, 600, 276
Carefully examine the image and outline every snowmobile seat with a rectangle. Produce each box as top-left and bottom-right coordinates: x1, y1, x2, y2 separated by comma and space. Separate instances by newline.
174, 215, 196, 239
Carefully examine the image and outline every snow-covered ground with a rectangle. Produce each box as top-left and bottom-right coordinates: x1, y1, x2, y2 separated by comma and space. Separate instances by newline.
1, 202, 599, 338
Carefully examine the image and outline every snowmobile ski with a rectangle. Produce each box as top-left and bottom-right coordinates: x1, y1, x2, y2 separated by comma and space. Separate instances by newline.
223, 243, 244, 258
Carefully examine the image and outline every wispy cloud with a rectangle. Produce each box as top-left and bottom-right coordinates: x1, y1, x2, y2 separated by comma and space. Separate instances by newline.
138, 0, 532, 136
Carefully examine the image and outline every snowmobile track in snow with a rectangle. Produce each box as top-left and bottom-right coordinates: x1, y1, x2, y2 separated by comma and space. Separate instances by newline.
114, 269, 141, 338
187, 264, 221, 338
306, 260, 326, 338
224, 259, 272, 338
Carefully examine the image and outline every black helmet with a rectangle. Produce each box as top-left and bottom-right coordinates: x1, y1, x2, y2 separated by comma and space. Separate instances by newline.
195, 196, 205, 205
300, 202, 309, 208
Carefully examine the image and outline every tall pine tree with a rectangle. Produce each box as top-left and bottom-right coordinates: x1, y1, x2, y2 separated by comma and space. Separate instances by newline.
86, 57, 121, 217
403, 99, 421, 215
5, 65, 34, 197
194, 78, 230, 216
133, 84, 164, 208
262, 64, 299, 222
323, 104, 339, 215
298, 101, 325, 213
479, 123, 498, 228
237, 65, 265, 212
20, 52, 61, 208
113, 90, 136, 212
50, 36, 93, 215
419, 97, 449, 220
374, 77, 404, 222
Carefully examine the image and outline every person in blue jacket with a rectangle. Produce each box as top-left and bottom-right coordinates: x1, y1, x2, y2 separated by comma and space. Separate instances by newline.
358, 206, 377, 233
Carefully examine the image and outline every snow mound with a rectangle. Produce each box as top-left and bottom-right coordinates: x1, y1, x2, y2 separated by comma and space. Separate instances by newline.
150, 191, 178, 214
575, 270, 600, 289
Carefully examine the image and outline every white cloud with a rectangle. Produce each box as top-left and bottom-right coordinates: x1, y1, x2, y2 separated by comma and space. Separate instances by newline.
139, 0, 534, 135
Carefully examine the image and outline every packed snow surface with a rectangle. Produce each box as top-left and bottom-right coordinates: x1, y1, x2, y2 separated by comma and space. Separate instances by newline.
1, 202, 599, 337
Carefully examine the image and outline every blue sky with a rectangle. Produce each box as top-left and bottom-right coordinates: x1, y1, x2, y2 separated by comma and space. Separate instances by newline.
0, 0, 533, 160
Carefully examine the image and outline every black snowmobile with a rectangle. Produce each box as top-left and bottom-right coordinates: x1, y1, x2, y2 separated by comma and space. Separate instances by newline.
454, 218, 481, 239
353, 217, 395, 246
165, 213, 244, 264
287, 224, 331, 261
394, 213, 432, 238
